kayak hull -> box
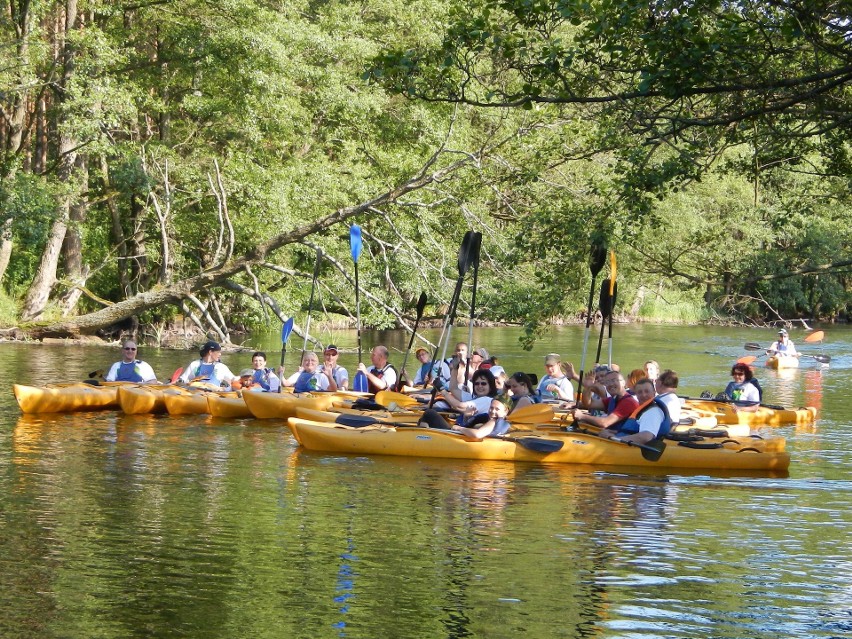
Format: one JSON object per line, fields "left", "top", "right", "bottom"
{"left": 207, "top": 394, "right": 252, "bottom": 418}
{"left": 287, "top": 418, "right": 790, "bottom": 472}
{"left": 118, "top": 385, "right": 168, "bottom": 414}
{"left": 683, "top": 400, "right": 816, "bottom": 426}
{"left": 14, "top": 383, "right": 120, "bottom": 414}
{"left": 766, "top": 355, "right": 799, "bottom": 369}
{"left": 243, "top": 391, "right": 338, "bottom": 419}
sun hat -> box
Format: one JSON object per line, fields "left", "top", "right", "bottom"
{"left": 544, "top": 353, "right": 561, "bottom": 364}
{"left": 489, "top": 365, "right": 506, "bottom": 377}
{"left": 473, "top": 347, "right": 490, "bottom": 360}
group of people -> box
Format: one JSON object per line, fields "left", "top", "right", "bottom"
{"left": 106, "top": 328, "right": 785, "bottom": 444}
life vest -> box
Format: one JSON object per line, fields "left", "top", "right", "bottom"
{"left": 616, "top": 397, "right": 672, "bottom": 439}
{"left": 604, "top": 394, "right": 636, "bottom": 429}
{"left": 196, "top": 362, "right": 220, "bottom": 387}
{"left": 116, "top": 361, "right": 144, "bottom": 383}
{"left": 252, "top": 368, "right": 273, "bottom": 391}
{"left": 368, "top": 364, "right": 397, "bottom": 394}
{"left": 294, "top": 371, "right": 320, "bottom": 393}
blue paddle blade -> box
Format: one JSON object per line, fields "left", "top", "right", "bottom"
{"left": 281, "top": 317, "right": 295, "bottom": 343}
{"left": 353, "top": 370, "right": 369, "bottom": 392}
{"left": 350, "top": 225, "right": 362, "bottom": 263}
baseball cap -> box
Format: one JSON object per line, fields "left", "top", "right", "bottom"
{"left": 778, "top": 329, "right": 788, "bottom": 336}
{"left": 489, "top": 365, "right": 506, "bottom": 377}
{"left": 473, "top": 347, "right": 490, "bottom": 360}
{"left": 201, "top": 340, "right": 221, "bottom": 354}
{"left": 324, "top": 344, "right": 339, "bottom": 354}
{"left": 594, "top": 364, "right": 612, "bottom": 374}
{"left": 239, "top": 368, "right": 254, "bottom": 377}
{"left": 415, "top": 347, "right": 428, "bottom": 357}
{"left": 544, "top": 353, "right": 561, "bottom": 364}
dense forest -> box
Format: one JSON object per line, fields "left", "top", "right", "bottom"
{"left": 1, "top": 0, "right": 849, "bottom": 348}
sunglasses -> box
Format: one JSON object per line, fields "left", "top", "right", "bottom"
{"left": 124, "top": 347, "right": 137, "bottom": 351}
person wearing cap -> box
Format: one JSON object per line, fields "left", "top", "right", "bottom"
{"left": 282, "top": 351, "right": 330, "bottom": 392}
{"left": 470, "top": 347, "right": 492, "bottom": 370}
{"left": 318, "top": 345, "right": 348, "bottom": 391}
{"left": 412, "top": 347, "right": 434, "bottom": 387}
{"left": 768, "top": 329, "right": 799, "bottom": 360}
{"left": 537, "top": 353, "right": 574, "bottom": 401}
{"left": 105, "top": 340, "right": 158, "bottom": 383}
{"left": 179, "top": 340, "right": 236, "bottom": 389}
{"left": 235, "top": 351, "right": 280, "bottom": 392}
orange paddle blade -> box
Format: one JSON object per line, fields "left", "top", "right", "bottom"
{"left": 609, "top": 250, "right": 617, "bottom": 295}
{"left": 737, "top": 356, "right": 757, "bottom": 365}
{"left": 804, "top": 330, "right": 824, "bottom": 343}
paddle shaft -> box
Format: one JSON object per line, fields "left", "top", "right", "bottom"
{"left": 396, "top": 293, "right": 428, "bottom": 391}
{"left": 302, "top": 249, "right": 322, "bottom": 359}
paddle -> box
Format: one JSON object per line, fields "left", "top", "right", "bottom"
{"left": 463, "top": 232, "right": 483, "bottom": 387}
{"left": 350, "top": 225, "right": 368, "bottom": 392}
{"left": 88, "top": 369, "right": 104, "bottom": 379}
{"left": 804, "top": 330, "right": 825, "bottom": 343}
{"left": 744, "top": 342, "right": 830, "bottom": 363}
{"left": 170, "top": 367, "right": 184, "bottom": 384}
{"left": 577, "top": 237, "right": 608, "bottom": 403}
{"left": 736, "top": 355, "right": 758, "bottom": 365}
{"left": 329, "top": 413, "right": 563, "bottom": 452}
{"left": 302, "top": 248, "right": 323, "bottom": 360}
{"left": 679, "top": 394, "right": 786, "bottom": 411}
{"left": 395, "top": 292, "right": 428, "bottom": 392}
{"left": 279, "top": 317, "right": 295, "bottom": 370}
{"left": 428, "top": 231, "right": 476, "bottom": 408}
{"left": 595, "top": 278, "right": 611, "bottom": 365}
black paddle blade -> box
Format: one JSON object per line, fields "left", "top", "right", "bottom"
{"left": 811, "top": 354, "right": 831, "bottom": 363}
{"left": 632, "top": 439, "right": 666, "bottom": 462}
{"left": 589, "top": 234, "right": 608, "bottom": 276}
{"left": 458, "top": 231, "right": 475, "bottom": 276}
{"left": 599, "top": 279, "right": 613, "bottom": 318}
{"left": 335, "top": 414, "right": 380, "bottom": 428}
{"left": 510, "top": 436, "right": 564, "bottom": 453}
{"left": 744, "top": 342, "right": 763, "bottom": 351}
{"left": 416, "top": 292, "right": 427, "bottom": 318}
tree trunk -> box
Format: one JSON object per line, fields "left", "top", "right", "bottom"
{"left": 59, "top": 154, "right": 89, "bottom": 315}
{"left": 21, "top": 0, "right": 81, "bottom": 321}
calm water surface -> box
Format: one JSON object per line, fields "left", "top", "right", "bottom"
{"left": 1, "top": 324, "right": 851, "bottom": 638}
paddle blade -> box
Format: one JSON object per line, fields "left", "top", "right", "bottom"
{"left": 508, "top": 403, "right": 555, "bottom": 424}
{"left": 804, "top": 330, "right": 825, "bottom": 343}
{"left": 281, "top": 317, "right": 295, "bottom": 343}
{"left": 744, "top": 342, "right": 763, "bottom": 351}
{"left": 599, "top": 279, "right": 613, "bottom": 319}
{"left": 510, "top": 436, "right": 564, "bottom": 453}
{"left": 335, "top": 414, "right": 379, "bottom": 428}
{"left": 457, "top": 231, "right": 475, "bottom": 276}
{"left": 736, "top": 356, "right": 758, "bottom": 365}
{"left": 634, "top": 439, "right": 666, "bottom": 462}
{"left": 811, "top": 354, "right": 831, "bottom": 363}
{"left": 609, "top": 250, "right": 617, "bottom": 295}
{"left": 353, "top": 370, "right": 369, "bottom": 392}
{"left": 375, "top": 390, "right": 423, "bottom": 408}
{"left": 350, "top": 225, "right": 363, "bottom": 263}
{"left": 589, "top": 234, "right": 608, "bottom": 277}
{"left": 170, "top": 367, "right": 184, "bottom": 384}
{"left": 415, "top": 291, "right": 427, "bottom": 318}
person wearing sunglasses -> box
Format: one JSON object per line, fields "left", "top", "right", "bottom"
{"left": 418, "top": 369, "right": 497, "bottom": 430}
{"left": 105, "top": 340, "right": 158, "bottom": 383}
{"left": 721, "top": 363, "right": 761, "bottom": 412}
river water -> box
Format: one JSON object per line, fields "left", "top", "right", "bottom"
{"left": 1, "top": 324, "right": 850, "bottom": 638}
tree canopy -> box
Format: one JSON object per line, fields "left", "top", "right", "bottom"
{"left": 0, "top": 0, "right": 848, "bottom": 346}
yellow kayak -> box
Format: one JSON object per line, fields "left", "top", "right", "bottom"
{"left": 242, "top": 391, "right": 339, "bottom": 419}
{"left": 286, "top": 418, "right": 790, "bottom": 472}
{"left": 118, "top": 385, "right": 168, "bottom": 414}
{"left": 766, "top": 355, "right": 800, "bottom": 369}
{"left": 14, "top": 382, "right": 121, "bottom": 414}
{"left": 207, "top": 394, "right": 252, "bottom": 418}
{"left": 683, "top": 399, "right": 816, "bottom": 426}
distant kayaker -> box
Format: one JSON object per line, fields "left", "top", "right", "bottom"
{"left": 537, "top": 353, "right": 574, "bottom": 401}
{"left": 723, "top": 363, "right": 761, "bottom": 412}
{"left": 598, "top": 378, "right": 671, "bottom": 445}
{"left": 179, "top": 340, "right": 236, "bottom": 389}
{"left": 357, "top": 345, "right": 397, "bottom": 393}
{"left": 411, "top": 347, "right": 434, "bottom": 386}
{"left": 105, "top": 340, "right": 158, "bottom": 383}
{"left": 317, "top": 345, "right": 348, "bottom": 391}
{"left": 768, "top": 329, "right": 799, "bottom": 359}
{"left": 571, "top": 370, "right": 640, "bottom": 429}
{"left": 283, "top": 351, "right": 329, "bottom": 392}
